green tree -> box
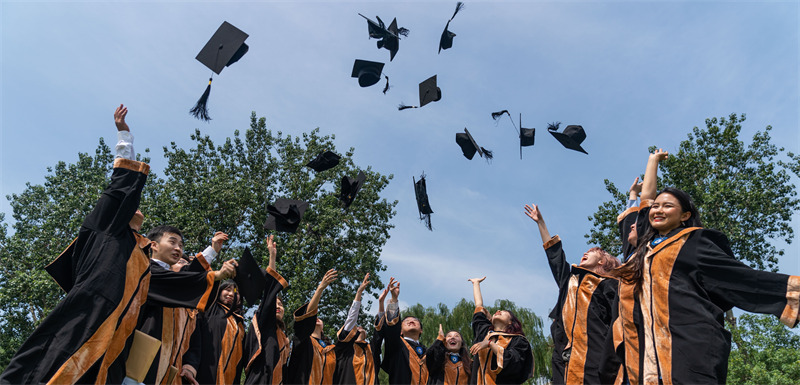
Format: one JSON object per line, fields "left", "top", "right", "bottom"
{"left": 586, "top": 113, "right": 800, "bottom": 270}
{"left": 726, "top": 313, "right": 800, "bottom": 384}
{"left": 403, "top": 298, "right": 552, "bottom": 384}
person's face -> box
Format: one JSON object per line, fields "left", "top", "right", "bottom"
{"left": 219, "top": 287, "right": 235, "bottom": 307}
{"left": 129, "top": 210, "right": 144, "bottom": 232}
{"left": 627, "top": 223, "right": 638, "bottom": 247}
{"left": 315, "top": 318, "right": 325, "bottom": 334}
{"left": 151, "top": 232, "right": 184, "bottom": 266}
{"left": 491, "top": 310, "right": 511, "bottom": 326}
{"left": 401, "top": 317, "right": 421, "bottom": 335}
{"left": 276, "top": 298, "right": 285, "bottom": 321}
{"left": 356, "top": 327, "right": 367, "bottom": 342}
{"left": 650, "top": 193, "right": 691, "bottom": 235}
{"left": 579, "top": 250, "right": 604, "bottom": 271}
{"left": 444, "top": 331, "right": 462, "bottom": 353}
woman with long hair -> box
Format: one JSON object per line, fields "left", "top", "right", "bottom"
{"left": 606, "top": 151, "right": 800, "bottom": 384}
{"left": 467, "top": 277, "right": 534, "bottom": 385}
{"left": 524, "top": 203, "right": 619, "bottom": 384}
{"left": 425, "top": 324, "right": 472, "bottom": 385}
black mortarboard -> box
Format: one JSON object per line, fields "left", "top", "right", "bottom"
{"left": 358, "top": 14, "right": 408, "bottom": 61}
{"left": 190, "top": 21, "right": 250, "bottom": 121}
{"left": 306, "top": 150, "right": 341, "bottom": 172}
{"left": 413, "top": 173, "right": 433, "bottom": 231}
{"left": 351, "top": 60, "right": 385, "bottom": 88}
{"left": 548, "top": 123, "right": 588, "bottom": 154}
{"left": 340, "top": 171, "right": 366, "bottom": 208}
{"left": 455, "top": 128, "right": 492, "bottom": 161}
{"left": 235, "top": 246, "right": 267, "bottom": 306}
{"left": 419, "top": 75, "right": 442, "bottom": 107}
{"left": 264, "top": 198, "right": 309, "bottom": 233}
{"left": 519, "top": 114, "right": 535, "bottom": 159}
{"left": 439, "top": 2, "right": 465, "bottom": 54}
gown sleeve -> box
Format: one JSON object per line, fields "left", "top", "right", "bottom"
{"left": 544, "top": 236, "right": 571, "bottom": 291}
{"left": 425, "top": 337, "right": 446, "bottom": 377}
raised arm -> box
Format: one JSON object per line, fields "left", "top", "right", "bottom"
{"left": 266, "top": 235, "right": 277, "bottom": 272}
{"left": 524, "top": 204, "right": 551, "bottom": 244}
{"left": 642, "top": 149, "right": 668, "bottom": 201}
{"left": 628, "top": 177, "right": 642, "bottom": 206}
{"left": 308, "top": 269, "right": 338, "bottom": 314}
{"left": 343, "top": 273, "right": 370, "bottom": 332}
{"left": 114, "top": 104, "right": 136, "bottom": 161}
{"left": 468, "top": 276, "right": 486, "bottom": 309}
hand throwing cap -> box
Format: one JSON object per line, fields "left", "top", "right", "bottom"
{"left": 340, "top": 171, "right": 366, "bottom": 208}
{"left": 351, "top": 60, "right": 385, "bottom": 88}
{"left": 548, "top": 123, "right": 588, "bottom": 154}
{"left": 264, "top": 198, "right": 309, "bottom": 233}
{"left": 234, "top": 246, "right": 267, "bottom": 306}
{"left": 306, "top": 150, "right": 341, "bottom": 172}
{"left": 419, "top": 75, "right": 442, "bottom": 107}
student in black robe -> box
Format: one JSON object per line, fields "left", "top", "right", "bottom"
{"left": 243, "top": 235, "right": 290, "bottom": 385}
{"left": 180, "top": 279, "right": 246, "bottom": 384}
{"left": 286, "top": 269, "right": 339, "bottom": 385}
{"left": 605, "top": 150, "right": 800, "bottom": 385}
{"left": 0, "top": 105, "right": 151, "bottom": 384}
{"left": 524, "top": 203, "right": 619, "bottom": 384}
{"left": 333, "top": 280, "right": 385, "bottom": 385}
{"left": 382, "top": 277, "right": 429, "bottom": 384}
{"left": 467, "top": 277, "right": 534, "bottom": 385}
{"left": 136, "top": 225, "right": 238, "bottom": 384}
{"left": 425, "top": 324, "right": 472, "bottom": 385}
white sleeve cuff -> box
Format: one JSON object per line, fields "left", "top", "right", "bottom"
{"left": 115, "top": 130, "right": 135, "bottom": 160}
{"left": 343, "top": 300, "right": 361, "bottom": 331}
{"left": 201, "top": 246, "right": 217, "bottom": 264}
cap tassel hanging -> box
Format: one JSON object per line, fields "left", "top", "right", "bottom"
{"left": 190, "top": 77, "right": 213, "bottom": 121}
{"left": 481, "top": 147, "right": 494, "bottom": 162}
{"left": 383, "top": 76, "right": 390, "bottom": 94}
{"left": 398, "top": 103, "right": 418, "bottom": 110}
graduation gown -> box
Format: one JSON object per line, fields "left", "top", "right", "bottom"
{"left": 544, "top": 236, "right": 618, "bottom": 384}
{"left": 470, "top": 308, "right": 534, "bottom": 385}
{"left": 332, "top": 324, "right": 381, "bottom": 385}
{"left": 243, "top": 267, "right": 289, "bottom": 385}
{"left": 425, "top": 337, "right": 470, "bottom": 385}
{"left": 0, "top": 158, "right": 150, "bottom": 385}
{"left": 287, "top": 303, "right": 337, "bottom": 385}
{"left": 182, "top": 301, "right": 245, "bottom": 384}
{"left": 611, "top": 225, "right": 800, "bottom": 384}
{"left": 382, "top": 311, "right": 429, "bottom": 385}
{"left": 137, "top": 260, "right": 218, "bottom": 384}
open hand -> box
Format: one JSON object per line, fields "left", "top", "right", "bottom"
{"left": 114, "top": 104, "right": 129, "bottom": 132}
{"left": 524, "top": 204, "right": 541, "bottom": 223}
{"left": 468, "top": 276, "right": 486, "bottom": 285}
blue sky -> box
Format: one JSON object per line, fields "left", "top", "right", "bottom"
{"left": 2, "top": 1, "right": 798, "bottom": 320}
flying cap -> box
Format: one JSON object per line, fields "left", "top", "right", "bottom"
{"left": 439, "top": 2, "right": 465, "bottom": 53}
{"left": 419, "top": 75, "right": 442, "bottom": 107}
{"left": 340, "top": 171, "right": 366, "bottom": 208}
{"left": 351, "top": 60, "right": 385, "bottom": 87}
{"left": 306, "top": 150, "right": 341, "bottom": 172}
{"left": 264, "top": 198, "right": 309, "bottom": 233}
{"left": 519, "top": 114, "right": 535, "bottom": 159}
{"left": 548, "top": 122, "right": 588, "bottom": 154}
{"left": 358, "top": 14, "right": 408, "bottom": 61}
{"left": 190, "top": 21, "right": 250, "bottom": 121}
{"left": 235, "top": 246, "right": 267, "bottom": 305}
{"left": 413, "top": 173, "right": 433, "bottom": 231}
{"left": 455, "top": 128, "right": 493, "bottom": 161}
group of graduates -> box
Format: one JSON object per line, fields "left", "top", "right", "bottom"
{"left": 0, "top": 105, "right": 798, "bottom": 385}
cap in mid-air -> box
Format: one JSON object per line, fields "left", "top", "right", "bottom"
{"left": 548, "top": 122, "right": 588, "bottom": 154}
{"left": 439, "top": 2, "right": 465, "bottom": 53}
{"left": 264, "top": 198, "right": 309, "bottom": 233}
{"left": 413, "top": 173, "right": 433, "bottom": 231}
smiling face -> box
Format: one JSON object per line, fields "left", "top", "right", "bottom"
{"left": 151, "top": 232, "right": 184, "bottom": 266}
{"left": 219, "top": 287, "right": 235, "bottom": 307}
{"left": 579, "top": 250, "right": 604, "bottom": 271}
{"left": 650, "top": 193, "right": 691, "bottom": 235}
{"left": 276, "top": 297, "right": 285, "bottom": 321}
{"left": 492, "top": 310, "right": 511, "bottom": 328}
{"left": 444, "top": 331, "right": 463, "bottom": 353}
{"left": 628, "top": 222, "right": 638, "bottom": 247}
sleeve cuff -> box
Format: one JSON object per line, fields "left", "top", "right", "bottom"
{"left": 780, "top": 275, "right": 800, "bottom": 327}
{"left": 113, "top": 158, "right": 150, "bottom": 175}
{"left": 543, "top": 235, "right": 561, "bottom": 250}
{"left": 266, "top": 266, "right": 289, "bottom": 288}
{"left": 201, "top": 246, "right": 217, "bottom": 263}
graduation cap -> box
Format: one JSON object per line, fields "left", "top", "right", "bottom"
{"left": 340, "top": 171, "right": 366, "bottom": 208}
{"left": 190, "top": 21, "right": 250, "bottom": 121}
{"left": 548, "top": 122, "right": 588, "bottom": 154}
{"left": 358, "top": 14, "right": 409, "bottom": 61}
{"left": 519, "top": 114, "right": 535, "bottom": 159}
{"left": 398, "top": 75, "right": 442, "bottom": 110}
{"left": 413, "top": 173, "right": 433, "bottom": 231}
{"left": 351, "top": 60, "right": 385, "bottom": 88}
{"left": 234, "top": 246, "right": 267, "bottom": 306}
{"left": 455, "top": 128, "right": 493, "bottom": 161}
{"left": 264, "top": 198, "right": 309, "bottom": 233}
{"left": 306, "top": 150, "right": 341, "bottom": 172}
{"left": 439, "top": 2, "right": 465, "bottom": 53}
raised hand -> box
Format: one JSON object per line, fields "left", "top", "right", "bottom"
{"left": 211, "top": 231, "right": 229, "bottom": 253}
{"left": 319, "top": 269, "right": 338, "bottom": 289}
{"left": 467, "top": 276, "right": 486, "bottom": 285}
{"left": 388, "top": 277, "right": 400, "bottom": 300}
{"left": 650, "top": 148, "right": 669, "bottom": 162}
{"left": 524, "top": 204, "right": 541, "bottom": 223}
{"left": 114, "top": 104, "right": 129, "bottom": 132}
{"left": 266, "top": 235, "right": 277, "bottom": 270}
{"left": 216, "top": 259, "right": 238, "bottom": 281}
{"left": 438, "top": 323, "right": 444, "bottom": 338}
{"left": 629, "top": 177, "right": 643, "bottom": 196}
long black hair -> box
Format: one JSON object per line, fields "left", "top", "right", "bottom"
{"left": 218, "top": 280, "right": 243, "bottom": 317}
{"left": 613, "top": 187, "right": 702, "bottom": 291}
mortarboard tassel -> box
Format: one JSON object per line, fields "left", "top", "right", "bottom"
{"left": 190, "top": 78, "right": 213, "bottom": 121}
{"left": 451, "top": 2, "right": 465, "bottom": 20}
{"left": 383, "top": 76, "right": 390, "bottom": 94}
{"left": 491, "top": 110, "right": 509, "bottom": 120}
{"left": 397, "top": 27, "right": 410, "bottom": 37}
{"left": 422, "top": 212, "right": 432, "bottom": 231}
{"left": 398, "top": 103, "right": 418, "bottom": 111}
{"left": 547, "top": 121, "right": 561, "bottom": 131}
{"left": 481, "top": 147, "right": 494, "bottom": 162}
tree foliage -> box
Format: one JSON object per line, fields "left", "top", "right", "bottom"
{"left": 0, "top": 113, "right": 397, "bottom": 370}
{"left": 726, "top": 314, "right": 800, "bottom": 384}
{"left": 586, "top": 113, "right": 800, "bottom": 271}
{"left": 403, "top": 298, "right": 552, "bottom": 384}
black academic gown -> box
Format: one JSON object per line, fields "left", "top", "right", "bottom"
{"left": 382, "top": 311, "right": 429, "bottom": 385}
{"left": 286, "top": 303, "right": 337, "bottom": 385}
{"left": 332, "top": 322, "right": 381, "bottom": 385}
{"left": 0, "top": 158, "right": 150, "bottom": 385}
{"left": 243, "top": 267, "right": 289, "bottom": 385}
{"left": 610, "top": 223, "right": 800, "bottom": 385}
{"left": 183, "top": 301, "right": 245, "bottom": 384}
{"left": 425, "top": 337, "right": 470, "bottom": 385}
{"left": 470, "top": 308, "right": 534, "bottom": 385}
{"left": 137, "top": 260, "right": 218, "bottom": 384}
{"left": 544, "top": 236, "right": 618, "bottom": 385}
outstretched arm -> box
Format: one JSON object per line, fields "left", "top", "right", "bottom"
{"left": 628, "top": 177, "right": 642, "bottom": 207}
{"left": 308, "top": 269, "right": 338, "bottom": 314}
{"left": 524, "top": 204, "right": 551, "bottom": 244}
{"left": 642, "top": 149, "right": 668, "bottom": 201}
{"left": 343, "top": 273, "right": 370, "bottom": 332}
{"left": 468, "top": 277, "right": 486, "bottom": 309}
{"left": 266, "top": 235, "right": 277, "bottom": 271}
{"left": 114, "top": 104, "right": 136, "bottom": 160}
